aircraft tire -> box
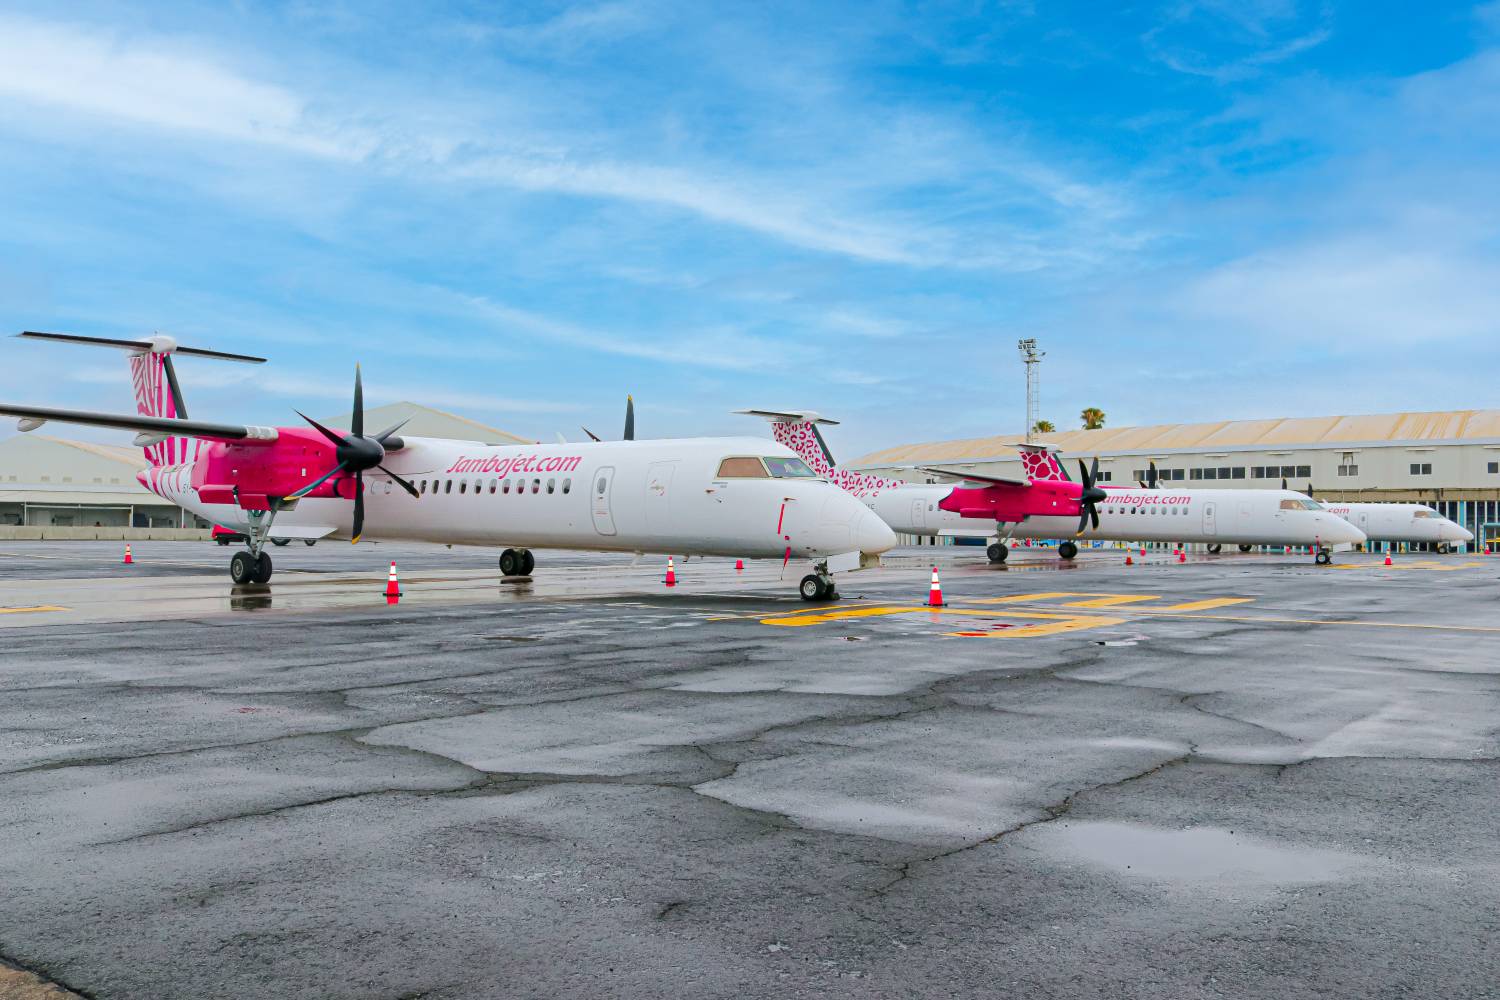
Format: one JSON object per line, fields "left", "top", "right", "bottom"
{"left": 799, "top": 574, "right": 829, "bottom": 601}
{"left": 1058, "top": 541, "right": 1078, "bottom": 560}
{"left": 253, "top": 552, "right": 273, "bottom": 583}
{"left": 1315, "top": 550, "right": 1331, "bottom": 566}
{"left": 1207, "top": 543, "right": 1222, "bottom": 555}
{"left": 498, "top": 548, "right": 521, "bottom": 576}
{"left": 987, "top": 543, "right": 1008, "bottom": 564}
{"left": 520, "top": 549, "right": 536, "bottom": 576}
{"left": 1239, "top": 544, "right": 1252, "bottom": 553}
{"left": 230, "top": 551, "right": 256, "bottom": 585}
{"left": 271, "top": 538, "right": 290, "bottom": 547}
{"left": 304, "top": 539, "right": 317, "bottom": 547}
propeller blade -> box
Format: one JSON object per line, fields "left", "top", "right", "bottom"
{"left": 1306, "top": 481, "right": 1315, "bottom": 498}
{"left": 296, "top": 410, "right": 350, "bottom": 449}
{"left": 1090, "top": 505, "right": 1100, "bottom": 530}
{"left": 1090, "top": 455, "right": 1099, "bottom": 486}
{"left": 1076, "top": 511, "right": 1090, "bottom": 536}
{"left": 581, "top": 426, "right": 601, "bottom": 442}
{"left": 1148, "top": 461, "right": 1159, "bottom": 489}
{"left": 352, "top": 364, "right": 364, "bottom": 439}
{"left": 1077, "top": 458, "right": 1090, "bottom": 487}
{"left": 1282, "top": 477, "right": 1288, "bottom": 491}
{"left": 287, "top": 461, "right": 349, "bottom": 501}
{"left": 380, "top": 465, "right": 420, "bottom": 498}
{"left": 373, "top": 418, "right": 409, "bottom": 443}
{"left": 624, "top": 395, "right": 635, "bottom": 441}
{"left": 351, "top": 472, "right": 365, "bottom": 543}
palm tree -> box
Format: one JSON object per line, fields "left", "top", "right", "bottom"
{"left": 1081, "top": 407, "right": 1106, "bottom": 430}
{"left": 1032, "top": 419, "right": 1056, "bottom": 434}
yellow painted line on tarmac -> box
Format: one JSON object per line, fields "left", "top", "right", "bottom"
{"left": 1155, "top": 597, "right": 1256, "bottom": 612}
{"left": 1061, "top": 594, "right": 1163, "bottom": 608}
{"left": 1331, "top": 560, "right": 1487, "bottom": 572}
{"left": 0, "top": 605, "right": 69, "bottom": 615}
{"left": 1125, "top": 611, "right": 1500, "bottom": 633}
{"left": 969, "top": 591, "right": 1092, "bottom": 605}
{"left": 946, "top": 612, "right": 1129, "bottom": 638}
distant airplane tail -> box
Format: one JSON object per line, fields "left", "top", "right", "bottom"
{"left": 1015, "top": 442, "right": 1070, "bottom": 483}
{"left": 734, "top": 409, "right": 901, "bottom": 497}
{"left": 17, "top": 331, "right": 264, "bottom": 467}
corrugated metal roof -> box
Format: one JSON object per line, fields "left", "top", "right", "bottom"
{"left": 851, "top": 409, "right": 1500, "bottom": 466}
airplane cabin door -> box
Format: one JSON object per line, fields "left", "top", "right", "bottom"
{"left": 910, "top": 498, "right": 927, "bottom": 532}
{"left": 645, "top": 461, "right": 676, "bottom": 535}
{"left": 1202, "top": 501, "right": 1217, "bottom": 536}
{"left": 591, "top": 466, "right": 617, "bottom": 536}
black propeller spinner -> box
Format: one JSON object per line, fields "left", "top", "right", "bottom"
{"left": 289, "top": 365, "right": 419, "bottom": 543}
{"left": 1076, "top": 457, "right": 1107, "bottom": 536}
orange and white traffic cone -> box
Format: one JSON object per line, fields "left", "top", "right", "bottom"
{"left": 383, "top": 561, "right": 402, "bottom": 599}
{"left": 1125, "top": 554, "right": 1133, "bottom": 566}
{"left": 123, "top": 544, "right": 133, "bottom": 565}
{"left": 735, "top": 559, "right": 744, "bottom": 572}
{"left": 927, "top": 566, "right": 945, "bottom": 607}
{"left": 665, "top": 556, "right": 677, "bottom": 587}
{"left": 1178, "top": 550, "right": 1186, "bottom": 563}
{"left": 1384, "top": 553, "right": 1393, "bottom": 566}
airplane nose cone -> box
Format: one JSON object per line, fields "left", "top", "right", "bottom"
{"left": 1447, "top": 523, "right": 1474, "bottom": 542}
{"left": 1319, "top": 515, "right": 1365, "bottom": 545}
{"left": 855, "top": 507, "right": 897, "bottom": 554}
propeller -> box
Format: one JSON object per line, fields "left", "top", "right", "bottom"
{"left": 582, "top": 395, "right": 635, "bottom": 443}
{"left": 1139, "top": 460, "right": 1160, "bottom": 490}
{"left": 1305, "top": 481, "right": 1315, "bottom": 498}
{"left": 1076, "top": 457, "right": 1107, "bottom": 536}
{"left": 288, "top": 365, "right": 418, "bottom": 543}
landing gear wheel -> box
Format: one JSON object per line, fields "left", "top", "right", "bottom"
{"left": 799, "top": 574, "right": 833, "bottom": 602}
{"left": 217, "top": 537, "right": 231, "bottom": 547}
{"left": 1315, "top": 549, "right": 1331, "bottom": 566}
{"left": 304, "top": 539, "right": 317, "bottom": 547}
{"left": 252, "top": 552, "right": 273, "bottom": 583}
{"left": 498, "top": 548, "right": 521, "bottom": 576}
{"left": 987, "top": 543, "right": 1008, "bottom": 564}
{"left": 1239, "top": 544, "right": 1253, "bottom": 553}
{"left": 271, "top": 538, "right": 290, "bottom": 547}
{"left": 1207, "top": 543, "right": 1222, "bottom": 555}
{"left": 230, "top": 551, "right": 256, "bottom": 584}
{"left": 1058, "top": 541, "right": 1078, "bottom": 560}
{"left": 519, "top": 549, "right": 535, "bottom": 576}
{"left": 1436, "top": 542, "right": 1450, "bottom": 555}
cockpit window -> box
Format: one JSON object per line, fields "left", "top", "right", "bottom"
{"left": 763, "top": 456, "right": 818, "bottom": 478}
{"left": 716, "top": 457, "right": 770, "bottom": 479}
{"left": 1412, "top": 510, "right": 1434, "bottom": 519}
{"left": 1279, "top": 498, "right": 1322, "bottom": 511}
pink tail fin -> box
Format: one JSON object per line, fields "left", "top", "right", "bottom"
{"left": 128, "top": 352, "right": 195, "bottom": 468}
{"left": 1017, "top": 443, "right": 1069, "bottom": 483}
{"left": 739, "top": 409, "right": 902, "bottom": 498}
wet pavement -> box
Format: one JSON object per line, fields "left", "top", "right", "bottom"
{"left": 1, "top": 541, "right": 1498, "bottom": 998}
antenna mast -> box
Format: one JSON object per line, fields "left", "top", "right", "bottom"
{"left": 1018, "top": 338, "right": 1044, "bottom": 443}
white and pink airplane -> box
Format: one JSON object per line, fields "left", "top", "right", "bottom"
{"left": 1, "top": 333, "right": 895, "bottom": 600}
{"left": 739, "top": 410, "right": 1365, "bottom": 564}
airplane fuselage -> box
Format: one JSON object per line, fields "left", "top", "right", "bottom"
{"left": 1320, "top": 502, "right": 1471, "bottom": 546}
{"left": 863, "top": 483, "right": 1364, "bottom": 547}
{"left": 142, "top": 435, "right": 897, "bottom": 561}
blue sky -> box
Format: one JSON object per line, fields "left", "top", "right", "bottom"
{"left": 1, "top": 0, "right": 1498, "bottom": 458}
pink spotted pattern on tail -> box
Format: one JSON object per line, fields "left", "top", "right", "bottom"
{"left": 129, "top": 352, "right": 200, "bottom": 470}
{"left": 771, "top": 421, "right": 904, "bottom": 498}
{"left": 1019, "top": 447, "right": 1067, "bottom": 482}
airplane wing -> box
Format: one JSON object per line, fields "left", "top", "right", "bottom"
{"left": 915, "top": 465, "right": 1029, "bottom": 487}
{"left": 0, "top": 402, "right": 278, "bottom": 443}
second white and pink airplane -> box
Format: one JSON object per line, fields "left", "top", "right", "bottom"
{"left": 738, "top": 410, "right": 1366, "bottom": 564}
{"left": 2, "top": 334, "right": 895, "bottom": 600}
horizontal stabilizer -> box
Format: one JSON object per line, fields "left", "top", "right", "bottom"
{"left": 733, "top": 408, "right": 840, "bottom": 426}
{"left": 0, "top": 402, "right": 277, "bottom": 443}
{"left": 19, "top": 331, "right": 266, "bottom": 364}
{"left": 916, "top": 465, "right": 1028, "bottom": 487}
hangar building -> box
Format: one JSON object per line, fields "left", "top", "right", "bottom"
{"left": 851, "top": 409, "right": 1500, "bottom": 551}
{"left": 0, "top": 403, "right": 529, "bottom": 528}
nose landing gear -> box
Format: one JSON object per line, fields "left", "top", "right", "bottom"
{"left": 1314, "top": 546, "right": 1332, "bottom": 565}
{"left": 799, "top": 573, "right": 838, "bottom": 602}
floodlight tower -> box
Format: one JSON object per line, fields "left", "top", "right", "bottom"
{"left": 1018, "top": 338, "right": 1044, "bottom": 443}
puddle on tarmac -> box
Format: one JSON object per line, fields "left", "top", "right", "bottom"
{"left": 1039, "top": 821, "right": 1360, "bottom": 884}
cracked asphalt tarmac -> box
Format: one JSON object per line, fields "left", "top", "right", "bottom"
{"left": 1, "top": 541, "right": 1498, "bottom": 999}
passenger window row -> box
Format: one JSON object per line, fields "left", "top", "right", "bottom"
{"left": 415, "top": 477, "right": 573, "bottom": 496}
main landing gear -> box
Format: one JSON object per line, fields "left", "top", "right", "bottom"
{"left": 1239, "top": 544, "right": 1253, "bottom": 553}
{"left": 1058, "top": 541, "right": 1078, "bottom": 561}
{"left": 987, "top": 542, "right": 1008, "bottom": 564}
{"left": 1207, "top": 543, "right": 1222, "bottom": 555}
{"left": 228, "top": 505, "right": 278, "bottom": 585}
{"left": 499, "top": 548, "right": 535, "bottom": 577}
